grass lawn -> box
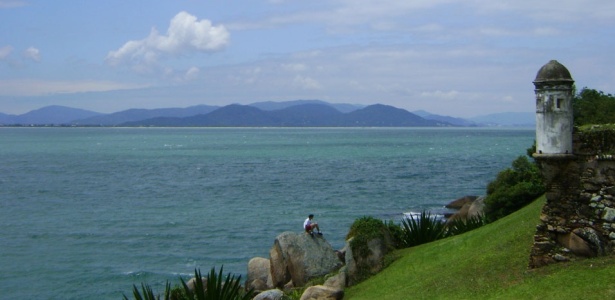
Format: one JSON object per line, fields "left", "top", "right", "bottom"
{"left": 344, "top": 196, "right": 615, "bottom": 299}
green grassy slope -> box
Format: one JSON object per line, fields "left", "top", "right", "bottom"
{"left": 345, "top": 196, "right": 615, "bottom": 299}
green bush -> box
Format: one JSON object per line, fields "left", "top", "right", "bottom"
{"left": 400, "top": 211, "right": 447, "bottom": 247}
{"left": 385, "top": 219, "right": 405, "bottom": 249}
{"left": 347, "top": 216, "right": 392, "bottom": 257}
{"left": 484, "top": 156, "right": 544, "bottom": 222}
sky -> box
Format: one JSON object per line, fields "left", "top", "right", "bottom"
{"left": 1, "top": 1, "right": 614, "bottom": 118}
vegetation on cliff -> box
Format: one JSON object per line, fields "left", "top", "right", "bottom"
{"left": 345, "top": 196, "right": 615, "bottom": 299}
{"left": 573, "top": 87, "right": 615, "bottom": 126}
{"left": 483, "top": 155, "right": 545, "bottom": 222}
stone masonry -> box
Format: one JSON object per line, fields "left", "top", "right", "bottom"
{"left": 530, "top": 128, "right": 615, "bottom": 268}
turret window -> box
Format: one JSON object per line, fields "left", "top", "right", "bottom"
{"left": 556, "top": 98, "right": 562, "bottom": 109}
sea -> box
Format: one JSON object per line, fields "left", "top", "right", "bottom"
{"left": 0, "top": 127, "right": 534, "bottom": 299}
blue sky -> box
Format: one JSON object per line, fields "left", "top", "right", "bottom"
{"left": 1, "top": 0, "right": 614, "bottom": 118}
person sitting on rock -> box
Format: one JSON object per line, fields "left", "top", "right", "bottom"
{"left": 304, "top": 214, "right": 322, "bottom": 236}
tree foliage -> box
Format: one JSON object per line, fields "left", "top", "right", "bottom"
{"left": 484, "top": 156, "right": 544, "bottom": 222}
{"left": 573, "top": 87, "right": 615, "bottom": 125}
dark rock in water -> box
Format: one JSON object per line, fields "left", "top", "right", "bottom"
{"left": 445, "top": 195, "right": 478, "bottom": 209}
{"left": 269, "top": 231, "right": 342, "bottom": 288}
{"left": 445, "top": 195, "right": 485, "bottom": 222}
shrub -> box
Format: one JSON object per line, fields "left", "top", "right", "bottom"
{"left": 484, "top": 156, "right": 544, "bottom": 222}
{"left": 385, "top": 219, "right": 405, "bottom": 249}
{"left": 346, "top": 216, "right": 392, "bottom": 257}
{"left": 445, "top": 215, "right": 486, "bottom": 236}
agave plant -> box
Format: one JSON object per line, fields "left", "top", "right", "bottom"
{"left": 180, "top": 267, "right": 253, "bottom": 300}
{"left": 124, "top": 266, "right": 253, "bottom": 300}
{"left": 400, "top": 211, "right": 447, "bottom": 247}
{"left": 123, "top": 282, "right": 171, "bottom": 300}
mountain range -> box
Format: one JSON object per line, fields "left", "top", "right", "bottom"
{"left": 0, "top": 100, "right": 535, "bottom": 127}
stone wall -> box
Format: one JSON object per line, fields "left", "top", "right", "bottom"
{"left": 529, "top": 127, "right": 615, "bottom": 268}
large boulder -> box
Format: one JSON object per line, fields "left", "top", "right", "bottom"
{"left": 467, "top": 196, "right": 485, "bottom": 218}
{"left": 253, "top": 288, "right": 285, "bottom": 300}
{"left": 345, "top": 236, "right": 390, "bottom": 286}
{"left": 246, "top": 257, "right": 273, "bottom": 292}
{"left": 269, "top": 232, "right": 343, "bottom": 288}
{"left": 447, "top": 195, "right": 485, "bottom": 221}
{"left": 323, "top": 267, "right": 347, "bottom": 290}
{"left": 445, "top": 195, "right": 478, "bottom": 209}
{"left": 299, "top": 285, "right": 344, "bottom": 300}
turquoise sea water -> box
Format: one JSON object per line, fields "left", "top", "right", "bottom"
{"left": 0, "top": 127, "right": 534, "bottom": 299}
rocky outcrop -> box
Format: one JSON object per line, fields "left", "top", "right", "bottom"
{"left": 345, "top": 235, "right": 393, "bottom": 286}
{"left": 445, "top": 195, "right": 478, "bottom": 210}
{"left": 253, "top": 288, "right": 285, "bottom": 300}
{"left": 446, "top": 195, "right": 485, "bottom": 221}
{"left": 323, "top": 267, "right": 347, "bottom": 290}
{"left": 269, "top": 232, "right": 343, "bottom": 288}
{"left": 246, "top": 257, "right": 273, "bottom": 292}
{"left": 299, "top": 285, "right": 344, "bottom": 300}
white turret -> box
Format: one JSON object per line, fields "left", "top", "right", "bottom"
{"left": 533, "top": 60, "right": 575, "bottom": 155}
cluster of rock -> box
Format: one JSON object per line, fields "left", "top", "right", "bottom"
{"left": 244, "top": 196, "right": 486, "bottom": 299}
{"left": 530, "top": 128, "right": 615, "bottom": 267}
{"left": 183, "top": 195, "right": 486, "bottom": 299}
{"left": 243, "top": 228, "right": 396, "bottom": 300}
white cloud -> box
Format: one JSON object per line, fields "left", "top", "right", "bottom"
{"left": 0, "top": 45, "right": 13, "bottom": 59}
{"left": 420, "top": 90, "right": 460, "bottom": 99}
{"left": 106, "top": 11, "right": 229, "bottom": 68}
{"left": 0, "top": 79, "right": 149, "bottom": 96}
{"left": 293, "top": 75, "right": 322, "bottom": 90}
{"left": 23, "top": 47, "right": 40, "bottom": 62}
{"left": 184, "top": 66, "right": 200, "bottom": 81}
{"left": 282, "top": 63, "right": 308, "bottom": 72}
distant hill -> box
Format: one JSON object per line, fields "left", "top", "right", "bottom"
{"left": 74, "top": 105, "right": 219, "bottom": 126}
{"left": 0, "top": 112, "right": 16, "bottom": 124}
{"left": 275, "top": 103, "right": 345, "bottom": 126}
{"left": 342, "top": 104, "right": 444, "bottom": 127}
{"left": 413, "top": 110, "right": 476, "bottom": 127}
{"left": 249, "top": 100, "right": 363, "bottom": 113}
{"left": 411, "top": 110, "right": 432, "bottom": 118}
{"left": 425, "top": 114, "right": 477, "bottom": 126}
{"left": 0, "top": 105, "right": 102, "bottom": 125}
{"left": 121, "top": 103, "right": 449, "bottom": 127}
{"left": 0, "top": 102, "right": 535, "bottom": 127}
{"left": 469, "top": 112, "right": 535, "bottom": 127}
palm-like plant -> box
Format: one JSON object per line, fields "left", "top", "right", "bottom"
{"left": 400, "top": 211, "right": 447, "bottom": 247}
{"left": 446, "top": 215, "right": 486, "bottom": 236}
{"left": 124, "top": 282, "right": 171, "bottom": 300}
{"left": 124, "top": 266, "right": 253, "bottom": 300}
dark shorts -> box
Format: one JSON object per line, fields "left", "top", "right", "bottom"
{"left": 305, "top": 225, "right": 312, "bottom": 231}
